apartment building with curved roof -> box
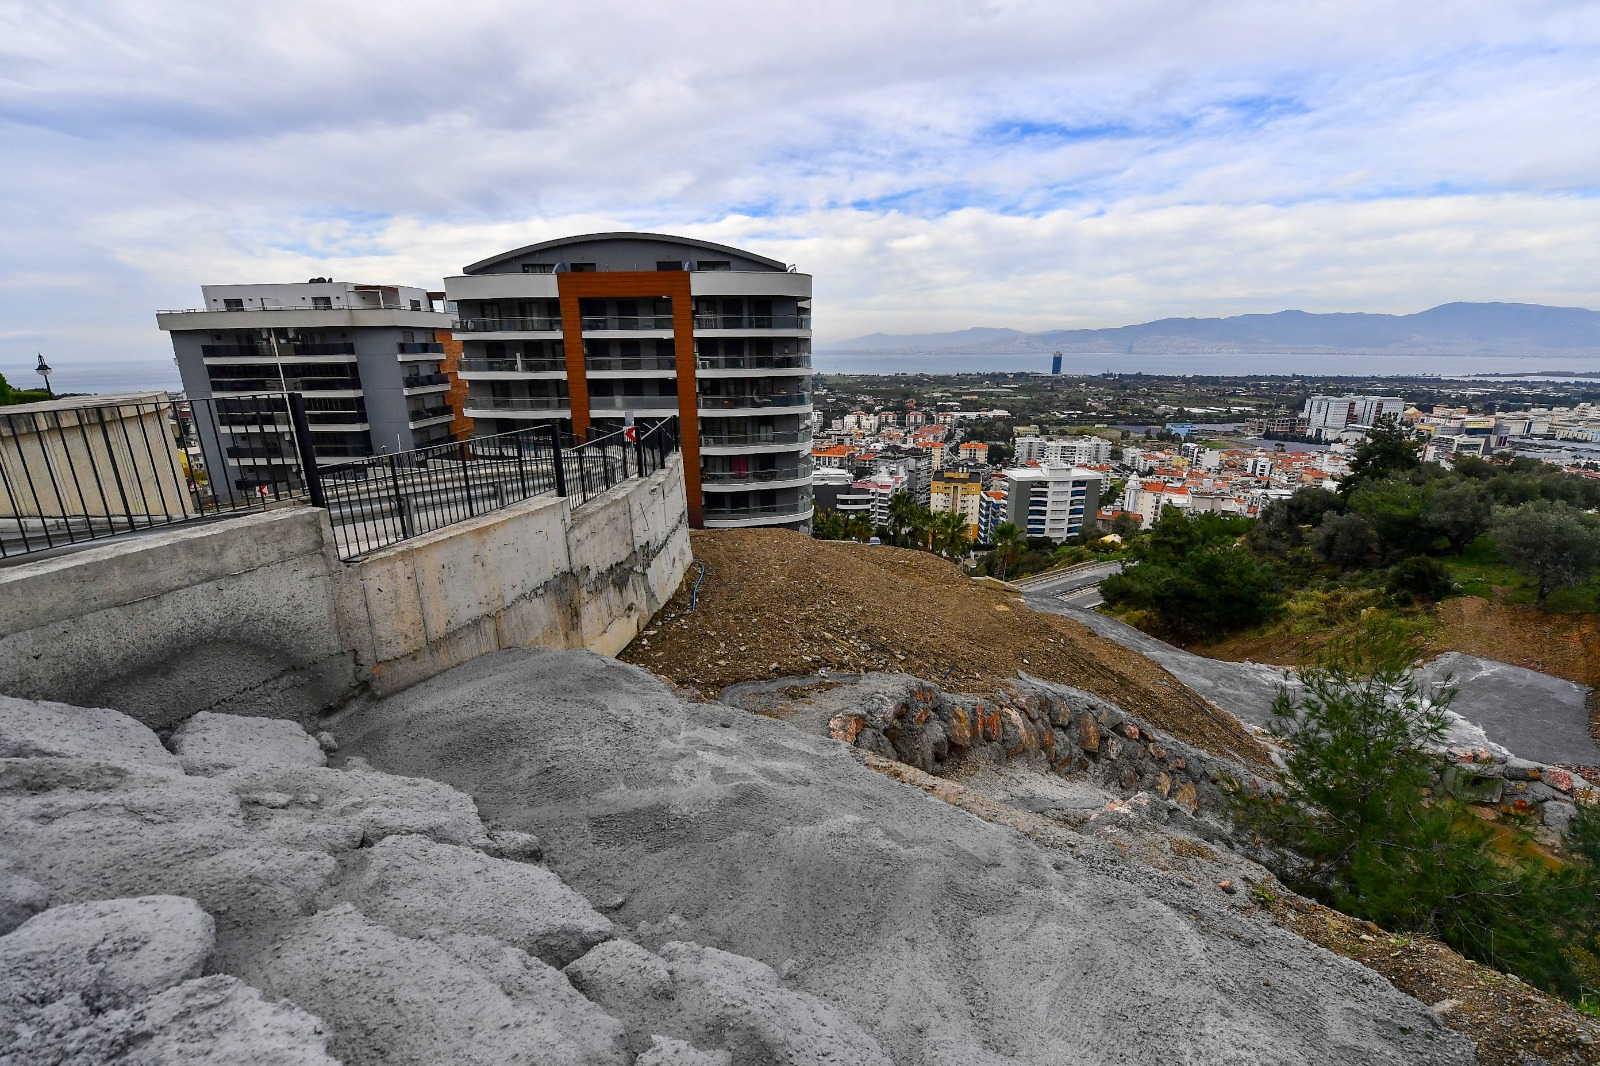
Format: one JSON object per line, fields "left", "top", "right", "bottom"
{"left": 445, "top": 232, "right": 813, "bottom": 530}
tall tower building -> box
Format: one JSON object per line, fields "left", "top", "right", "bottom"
{"left": 446, "top": 233, "right": 814, "bottom": 530}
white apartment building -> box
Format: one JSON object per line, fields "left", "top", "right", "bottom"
{"left": 1302, "top": 395, "right": 1407, "bottom": 442}
{"left": 996, "top": 463, "right": 1102, "bottom": 542}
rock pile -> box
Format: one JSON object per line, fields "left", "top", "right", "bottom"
{"left": 0, "top": 694, "right": 892, "bottom": 1064}
{"left": 809, "top": 673, "right": 1259, "bottom": 823}
{"left": 1438, "top": 747, "right": 1596, "bottom": 846}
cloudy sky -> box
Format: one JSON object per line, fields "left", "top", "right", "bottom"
{"left": 2, "top": 0, "right": 1598, "bottom": 383}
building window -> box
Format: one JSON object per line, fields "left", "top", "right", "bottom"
{"left": 656, "top": 261, "right": 685, "bottom": 271}
{"left": 568, "top": 263, "right": 596, "bottom": 273}
{"left": 696, "top": 260, "right": 732, "bottom": 271}
{"left": 409, "top": 300, "right": 422, "bottom": 311}
{"left": 521, "top": 263, "right": 555, "bottom": 274}
{"left": 223, "top": 299, "right": 244, "bottom": 311}
{"left": 311, "top": 296, "right": 332, "bottom": 310}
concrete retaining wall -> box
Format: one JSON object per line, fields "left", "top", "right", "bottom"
{"left": 0, "top": 455, "right": 691, "bottom": 728}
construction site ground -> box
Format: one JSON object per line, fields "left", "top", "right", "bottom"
{"left": 621, "top": 529, "right": 1269, "bottom": 769}
{"left": 620, "top": 529, "right": 1600, "bottom": 1066}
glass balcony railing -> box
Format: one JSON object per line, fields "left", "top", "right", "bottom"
{"left": 698, "top": 393, "right": 812, "bottom": 410}
{"left": 455, "top": 317, "right": 562, "bottom": 332}
{"left": 701, "top": 463, "right": 812, "bottom": 484}
{"left": 585, "top": 355, "right": 677, "bottom": 372}
{"left": 694, "top": 354, "right": 811, "bottom": 371}
{"left": 587, "top": 395, "right": 679, "bottom": 410}
{"left": 408, "top": 405, "right": 454, "bottom": 423}
{"left": 464, "top": 395, "right": 569, "bottom": 411}
{"left": 581, "top": 315, "right": 673, "bottom": 331}
{"left": 693, "top": 315, "right": 811, "bottom": 330}
{"left": 397, "top": 341, "right": 445, "bottom": 354}
{"left": 293, "top": 342, "right": 357, "bottom": 356}
{"left": 702, "top": 500, "right": 815, "bottom": 521}
{"left": 402, "top": 373, "right": 449, "bottom": 388}
{"left": 201, "top": 344, "right": 263, "bottom": 358}
{"left": 456, "top": 357, "right": 567, "bottom": 373}
{"left": 699, "top": 429, "right": 813, "bottom": 446}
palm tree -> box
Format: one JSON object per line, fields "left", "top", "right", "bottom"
{"left": 931, "top": 510, "right": 971, "bottom": 559}
{"left": 887, "top": 493, "right": 922, "bottom": 547}
{"left": 993, "top": 522, "right": 1024, "bottom": 580}
{"left": 844, "top": 512, "right": 875, "bottom": 541}
{"left": 812, "top": 509, "right": 846, "bottom": 540}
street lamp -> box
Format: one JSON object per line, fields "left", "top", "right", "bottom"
{"left": 34, "top": 353, "right": 52, "bottom": 398}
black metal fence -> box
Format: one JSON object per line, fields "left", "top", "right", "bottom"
{"left": 319, "top": 417, "right": 679, "bottom": 560}
{"left": 1, "top": 390, "right": 680, "bottom": 564}
{"left": 0, "top": 393, "right": 317, "bottom": 560}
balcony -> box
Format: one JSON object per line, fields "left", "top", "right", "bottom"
{"left": 697, "top": 392, "right": 811, "bottom": 411}
{"left": 700, "top": 463, "right": 812, "bottom": 487}
{"left": 693, "top": 315, "right": 811, "bottom": 331}
{"left": 464, "top": 396, "right": 570, "bottom": 412}
{"left": 695, "top": 354, "right": 811, "bottom": 372}
{"left": 581, "top": 315, "right": 673, "bottom": 331}
{"left": 456, "top": 357, "right": 567, "bottom": 374}
{"left": 408, "top": 405, "right": 454, "bottom": 426}
{"left": 200, "top": 344, "right": 263, "bottom": 358}
{"left": 305, "top": 411, "right": 368, "bottom": 426}
{"left": 397, "top": 341, "right": 445, "bottom": 355}
{"left": 209, "top": 377, "right": 362, "bottom": 394}
{"left": 293, "top": 342, "right": 357, "bottom": 356}
{"left": 225, "top": 445, "right": 291, "bottom": 460}
{"left": 402, "top": 373, "right": 450, "bottom": 392}
{"left": 585, "top": 355, "right": 677, "bottom": 373}
{"left": 699, "top": 429, "right": 813, "bottom": 448}
{"left": 587, "top": 395, "right": 679, "bottom": 412}
{"left": 455, "top": 317, "right": 561, "bottom": 333}
{"left": 702, "top": 500, "right": 816, "bottom": 525}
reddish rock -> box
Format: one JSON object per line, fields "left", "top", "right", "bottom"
{"left": 945, "top": 706, "right": 973, "bottom": 749}
{"left": 829, "top": 713, "right": 865, "bottom": 746}
{"left": 1545, "top": 768, "right": 1574, "bottom": 793}
{"left": 1076, "top": 713, "right": 1100, "bottom": 754}
{"left": 1174, "top": 781, "right": 1199, "bottom": 813}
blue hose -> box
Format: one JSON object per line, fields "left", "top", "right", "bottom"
{"left": 689, "top": 560, "right": 707, "bottom": 610}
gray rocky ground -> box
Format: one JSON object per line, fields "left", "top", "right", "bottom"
{"left": 0, "top": 648, "right": 1503, "bottom": 1063}
{"left": 339, "top": 648, "right": 1476, "bottom": 1065}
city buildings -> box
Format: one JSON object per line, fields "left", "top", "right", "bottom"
{"left": 157, "top": 281, "right": 457, "bottom": 493}
{"left": 444, "top": 233, "right": 813, "bottom": 530}
{"left": 1302, "top": 395, "right": 1407, "bottom": 442}
{"left": 994, "top": 463, "right": 1102, "bottom": 541}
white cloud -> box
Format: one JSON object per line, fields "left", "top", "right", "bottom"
{"left": 1, "top": 0, "right": 1598, "bottom": 376}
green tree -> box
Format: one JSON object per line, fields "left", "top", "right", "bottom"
{"left": 0, "top": 371, "right": 11, "bottom": 404}
{"left": 1423, "top": 479, "right": 1492, "bottom": 554}
{"left": 1346, "top": 478, "right": 1433, "bottom": 558}
{"left": 844, "top": 512, "right": 875, "bottom": 542}
{"left": 1310, "top": 512, "right": 1379, "bottom": 570}
{"left": 1341, "top": 416, "right": 1420, "bottom": 493}
{"left": 1235, "top": 621, "right": 1588, "bottom": 996}
{"left": 992, "top": 522, "right": 1025, "bottom": 580}
{"left": 812, "top": 510, "right": 846, "bottom": 541}
{"left": 1249, "top": 486, "right": 1343, "bottom": 555}
{"left": 929, "top": 510, "right": 971, "bottom": 559}
{"left": 1492, "top": 500, "right": 1600, "bottom": 607}
{"left": 887, "top": 493, "right": 924, "bottom": 547}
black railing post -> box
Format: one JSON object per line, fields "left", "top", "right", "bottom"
{"left": 548, "top": 424, "right": 568, "bottom": 497}
{"left": 458, "top": 441, "right": 475, "bottom": 516}
{"left": 386, "top": 454, "right": 413, "bottom": 539}
{"left": 516, "top": 432, "right": 529, "bottom": 497}
{"left": 286, "top": 392, "right": 326, "bottom": 509}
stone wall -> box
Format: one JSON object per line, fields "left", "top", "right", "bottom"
{"left": 0, "top": 455, "right": 691, "bottom": 728}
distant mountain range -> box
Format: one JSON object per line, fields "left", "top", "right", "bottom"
{"left": 818, "top": 302, "right": 1600, "bottom": 356}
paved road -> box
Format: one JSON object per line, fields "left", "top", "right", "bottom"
{"left": 1015, "top": 562, "right": 1122, "bottom": 601}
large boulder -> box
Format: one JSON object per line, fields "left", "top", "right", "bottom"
{"left": 0, "top": 695, "right": 180, "bottom": 772}
{"left": 169, "top": 713, "right": 327, "bottom": 776}
{"left": 233, "top": 905, "right": 628, "bottom": 1066}
{"left": 566, "top": 938, "right": 892, "bottom": 1065}
{"left": 334, "top": 833, "right": 613, "bottom": 967}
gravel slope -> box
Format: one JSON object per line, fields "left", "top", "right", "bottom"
{"left": 340, "top": 648, "right": 1476, "bottom": 1066}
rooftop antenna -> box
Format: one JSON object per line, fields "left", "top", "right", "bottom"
{"left": 35, "top": 352, "right": 53, "bottom": 398}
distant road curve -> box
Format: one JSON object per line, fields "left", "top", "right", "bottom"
{"left": 1012, "top": 561, "right": 1123, "bottom": 607}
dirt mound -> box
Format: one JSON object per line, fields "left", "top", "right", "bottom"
{"left": 620, "top": 530, "right": 1269, "bottom": 769}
